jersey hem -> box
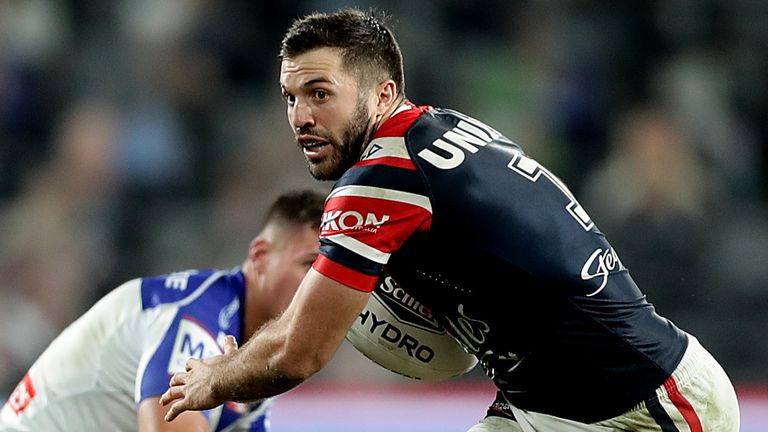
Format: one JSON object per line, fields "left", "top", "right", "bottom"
{"left": 312, "top": 255, "right": 378, "bottom": 292}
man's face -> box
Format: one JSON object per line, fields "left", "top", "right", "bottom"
{"left": 280, "top": 47, "right": 375, "bottom": 180}
{"left": 261, "top": 225, "right": 320, "bottom": 317}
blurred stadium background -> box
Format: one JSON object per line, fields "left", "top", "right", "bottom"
{"left": 1, "top": 0, "right": 766, "bottom": 430}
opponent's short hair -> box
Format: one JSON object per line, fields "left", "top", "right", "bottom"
{"left": 280, "top": 8, "right": 405, "bottom": 97}
{"left": 264, "top": 189, "right": 325, "bottom": 229}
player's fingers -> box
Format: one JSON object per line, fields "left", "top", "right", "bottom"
{"left": 159, "top": 385, "right": 184, "bottom": 406}
{"left": 169, "top": 372, "right": 187, "bottom": 386}
{"left": 223, "top": 335, "right": 238, "bottom": 355}
{"left": 185, "top": 357, "right": 199, "bottom": 371}
{"left": 164, "top": 400, "right": 188, "bottom": 422}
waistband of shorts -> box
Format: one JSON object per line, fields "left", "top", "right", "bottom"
{"left": 650, "top": 333, "right": 702, "bottom": 404}
{"left": 628, "top": 333, "right": 701, "bottom": 412}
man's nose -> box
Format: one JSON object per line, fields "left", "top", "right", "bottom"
{"left": 290, "top": 99, "right": 315, "bottom": 131}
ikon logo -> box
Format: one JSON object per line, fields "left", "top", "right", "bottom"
{"left": 580, "top": 247, "right": 626, "bottom": 297}
{"left": 321, "top": 210, "right": 390, "bottom": 233}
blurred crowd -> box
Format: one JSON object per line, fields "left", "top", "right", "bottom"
{"left": 1, "top": 0, "right": 766, "bottom": 397}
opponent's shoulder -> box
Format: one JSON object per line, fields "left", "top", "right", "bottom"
{"left": 136, "top": 270, "right": 244, "bottom": 403}
{"left": 139, "top": 268, "right": 240, "bottom": 309}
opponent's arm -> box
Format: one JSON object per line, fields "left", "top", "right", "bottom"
{"left": 161, "top": 268, "right": 370, "bottom": 421}
{"left": 137, "top": 397, "right": 208, "bottom": 432}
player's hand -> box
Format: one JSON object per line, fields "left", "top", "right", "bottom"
{"left": 160, "top": 335, "right": 239, "bottom": 422}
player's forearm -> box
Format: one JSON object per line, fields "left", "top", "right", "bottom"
{"left": 209, "top": 320, "right": 316, "bottom": 403}
{"left": 205, "top": 270, "right": 368, "bottom": 403}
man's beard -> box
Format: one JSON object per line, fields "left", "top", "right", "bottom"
{"left": 306, "top": 98, "right": 373, "bottom": 181}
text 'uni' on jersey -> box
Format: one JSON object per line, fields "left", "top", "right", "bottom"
{"left": 312, "top": 102, "right": 688, "bottom": 423}
{"left": 0, "top": 268, "right": 270, "bottom": 432}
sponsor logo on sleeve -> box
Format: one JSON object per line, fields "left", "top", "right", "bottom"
{"left": 7, "top": 373, "right": 36, "bottom": 415}
{"left": 167, "top": 317, "right": 222, "bottom": 374}
{"left": 164, "top": 270, "right": 199, "bottom": 291}
{"left": 321, "top": 210, "right": 390, "bottom": 234}
{"left": 218, "top": 297, "right": 239, "bottom": 330}
{"left": 445, "top": 304, "right": 491, "bottom": 354}
{"left": 580, "top": 247, "right": 626, "bottom": 296}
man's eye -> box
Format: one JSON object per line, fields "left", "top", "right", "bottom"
{"left": 283, "top": 93, "right": 296, "bottom": 105}
{"left": 314, "top": 90, "right": 328, "bottom": 100}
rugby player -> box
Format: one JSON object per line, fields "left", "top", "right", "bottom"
{"left": 161, "top": 9, "right": 740, "bottom": 431}
{"left": 0, "top": 190, "right": 324, "bottom": 431}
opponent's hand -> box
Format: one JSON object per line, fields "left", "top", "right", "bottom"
{"left": 160, "top": 335, "right": 239, "bottom": 422}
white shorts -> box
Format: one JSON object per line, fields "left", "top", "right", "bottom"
{"left": 467, "top": 336, "right": 740, "bottom": 432}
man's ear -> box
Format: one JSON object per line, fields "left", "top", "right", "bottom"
{"left": 248, "top": 237, "right": 271, "bottom": 273}
{"left": 375, "top": 79, "right": 398, "bottom": 115}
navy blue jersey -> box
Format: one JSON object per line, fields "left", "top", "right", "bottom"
{"left": 313, "top": 103, "right": 687, "bottom": 423}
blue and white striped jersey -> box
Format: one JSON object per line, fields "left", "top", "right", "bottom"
{"left": 1, "top": 268, "right": 271, "bottom": 431}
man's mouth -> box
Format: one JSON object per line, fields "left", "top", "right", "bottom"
{"left": 302, "top": 141, "right": 327, "bottom": 150}
{"left": 298, "top": 135, "right": 331, "bottom": 157}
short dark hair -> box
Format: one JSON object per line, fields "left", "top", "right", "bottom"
{"left": 280, "top": 8, "right": 405, "bottom": 97}
{"left": 264, "top": 189, "right": 325, "bottom": 229}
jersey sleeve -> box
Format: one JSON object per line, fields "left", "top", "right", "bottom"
{"left": 313, "top": 143, "right": 433, "bottom": 292}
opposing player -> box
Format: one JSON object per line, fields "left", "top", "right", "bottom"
{"left": 0, "top": 190, "right": 324, "bottom": 431}
{"left": 161, "top": 9, "right": 740, "bottom": 431}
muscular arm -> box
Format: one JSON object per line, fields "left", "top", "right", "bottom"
{"left": 218, "top": 269, "right": 369, "bottom": 399}
{"left": 162, "top": 269, "right": 370, "bottom": 418}
{"left": 137, "top": 397, "right": 208, "bottom": 432}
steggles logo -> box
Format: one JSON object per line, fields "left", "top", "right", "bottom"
{"left": 580, "top": 247, "right": 626, "bottom": 297}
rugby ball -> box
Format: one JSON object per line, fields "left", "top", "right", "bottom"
{"left": 346, "top": 276, "right": 478, "bottom": 381}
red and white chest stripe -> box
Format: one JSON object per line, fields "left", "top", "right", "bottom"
{"left": 357, "top": 136, "right": 417, "bottom": 170}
